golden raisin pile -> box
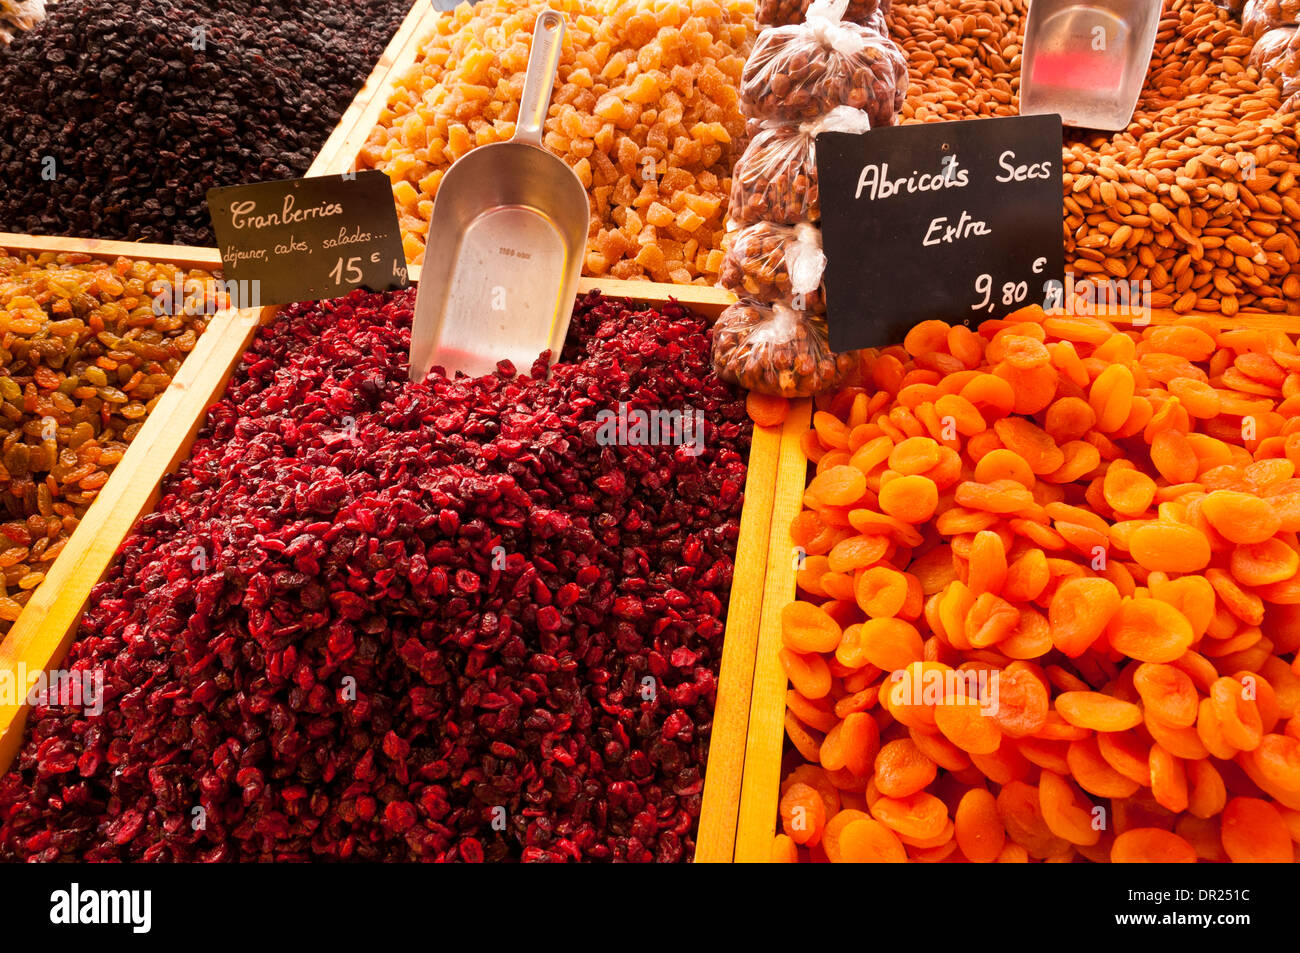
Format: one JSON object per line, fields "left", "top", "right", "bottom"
{"left": 0, "top": 250, "right": 224, "bottom": 629}
{"left": 770, "top": 305, "right": 1300, "bottom": 863}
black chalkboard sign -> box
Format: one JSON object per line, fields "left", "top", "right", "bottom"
{"left": 816, "top": 114, "right": 1065, "bottom": 352}
{"left": 207, "top": 170, "right": 409, "bottom": 309}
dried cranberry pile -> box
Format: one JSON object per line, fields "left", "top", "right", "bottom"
{"left": 0, "top": 289, "right": 750, "bottom": 862}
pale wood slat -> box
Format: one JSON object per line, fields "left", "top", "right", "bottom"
{"left": 734, "top": 399, "right": 812, "bottom": 863}
{"left": 695, "top": 419, "right": 781, "bottom": 862}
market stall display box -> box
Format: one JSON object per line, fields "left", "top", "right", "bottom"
{"left": 0, "top": 232, "right": 765, "bottom": 862}
{"left": 733, "top": 307, "right": 1300, "bottom": 863}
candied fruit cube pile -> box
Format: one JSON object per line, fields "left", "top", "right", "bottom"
{"left": 773, "top": 305, "right": 1300, "bottom": 863}
{"left": 358, "top": 0, "right": 756, "bottom": 283}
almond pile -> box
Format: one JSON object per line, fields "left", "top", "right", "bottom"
{"left": 891, "top": 0, "right": 1300, "bottom": 317}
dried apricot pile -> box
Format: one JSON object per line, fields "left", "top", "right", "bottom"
{"left": 773, "top": 306, "right": 1300, "bottom": 863}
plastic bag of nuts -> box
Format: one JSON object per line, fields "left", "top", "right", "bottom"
{"left": 719, "top": 222, "right": 827, "bottom": 311}
{"left": 1242, "top": 0, "right": 1300, "bottom": 38}
{"left": 711, "top": 298, "right": 856, "bottom": 397}
{"left": 740, "top": 0, "right": 907, "bottom": 126}
{"left": 1274, "top": 27, "right": 1300, "bottom": 85}
{"left": 1249, "top": 25, "right": 1298, "bottom": 79}
{"left": 729, "top": 106, "right": 872, "bottom": 226}
{"left": 756, "top": 0, "right": 888, "bottom": 30}
{"left": 1264, "top": 27, "right": 1300, "bottom": 112}
{"left": 1282, "top": 73, "right": 1300, "bottom": 114}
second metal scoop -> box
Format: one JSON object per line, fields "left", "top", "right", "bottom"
{"left": 409, "top": 10, "right": 588, "bottom": 381}
{"left": 1019, "top": 0, "right": 1161, "bottom": 131}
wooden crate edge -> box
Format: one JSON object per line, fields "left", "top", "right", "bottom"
{"left": 733, "top": 399, "right": 810, "bottom": 863}
{"left": 694, "top": 418, "right": 781, "bottom": 862}
{"left": 0, "top": 232, "right": 221, "bottom": 269}
{"left": 578, "top": 276, "right": 736, "bottom": 320}
{"left": 403, "top": 262, "right": 736, "bottom": 318}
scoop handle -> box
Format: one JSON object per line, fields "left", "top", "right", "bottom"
{"left": 513, "top": 11, "right": 564, "bottom": 148}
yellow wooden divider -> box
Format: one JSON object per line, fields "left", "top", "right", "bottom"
{"left": 0, "top": 233, "right": 221, "bottom": 268}
{"left": 695, "top": 418, "right": 782, "bottom": 861}
{"left": 734, "top": 399, "right": 812, "bottom": 863}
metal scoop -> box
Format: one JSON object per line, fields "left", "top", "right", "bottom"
{"left": 1019, "top": 0, "right": 1161, "bottom": 131}
{"left": 409, "top": 10, "right": 588, "bottom": 381}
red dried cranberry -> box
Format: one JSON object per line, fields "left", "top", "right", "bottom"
{"left": 0, "top": 290, "right": 752, "bottom": 864}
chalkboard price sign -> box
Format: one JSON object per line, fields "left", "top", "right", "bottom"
{"left": 207, "top": 170, "right": 409, "bottom": 309}
{"left": 816, "top": 114, "right": 1065, "bottom": 352}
